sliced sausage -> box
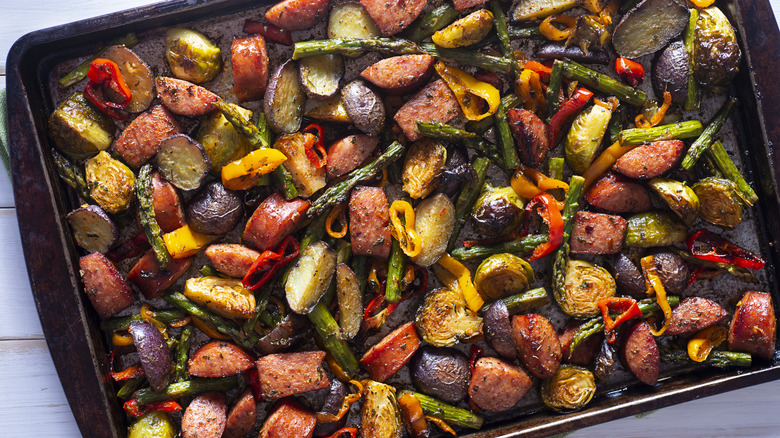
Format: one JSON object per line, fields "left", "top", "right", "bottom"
{"left": 151, "top": 172, "right": 186, "bottom": 233}
{"left": 570, "top": 211, "right": 627, "bottom": 255}
{"left": 255, "top": 351, "right": 330, "bottom": 398}
{"left": 585, "top": 172, "right": 652, "bottom": 213}
{"left": 452, "top": 0, "right": 488, "bottom": 10}
{"left": 559, "top": 321, "right": 603, "bottom": 366}
{"left": 188, "top": 341, "right": 254, "bottom": 377}
{"left": 181, "top": 392, "right": 228, "bottom": 438}
{"left": 621, "top": 321, "right": 659, "bottom": 385}
{"left": 468, "top": 356, "right": 533, "bottom": 412}
{"left": 205, "top": 244, "right": 261, "bottom": 278}
{"left": 224, "top": 390, "right": 257, "bottom": 438}
{"left": 126, "top": 250, "right": 193, "bottom": 299}
{"left": 665, "top": 297, "right": 728, "bottom": 336}
{"left": 349, "top": 186, "right": 391, "bottom": 259}
{"left": 508, "top": 108, "right": 549, "bottom": 168}
{"left": 113, "top": 105, "right": 181, "bottom": 168}
{"left": 360, "top": 55, "right": 435, "bottom": 95}
{"left": 326, "top": 134, "right": 379, "bottom": 179}
{"left": 613, "top": 140, "right": 684, "bottom": 179}
{"left": 394, "top": 79, "right": 460, "bottom": 142}
{"left": 360, "top": 321, "right": 421, "bottom": 382}
{"left": 512, "top": 313, "right": 562, "bottom": 379}
{"left": 78, "top": 252, "right": 133, "bottom": 319}
{"left": 360, "top": 0, "right": 426, "bottom": 35}
{"left": 156, "top": 76, "right": 219, "bottom": 117}
{"left": 265, "top": 0, "right": 330, "bottom": 31}
{"left": 231, "top": 35, "right": 270, "bottom": 102}
{"left": 259, "top": 398, "right": 317, "bottom": 438}
{"left": 243, "top": 193, "right": 310, "bottom": 251}
{"left": 728, "top": 291, "right": 776, "bottom": 360}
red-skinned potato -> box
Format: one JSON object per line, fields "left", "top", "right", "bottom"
{"left": 129, "top": 320, "right": 172, "bottom": 391}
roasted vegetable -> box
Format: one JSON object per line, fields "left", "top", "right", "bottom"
{"left": 560, "top": 259, "right": 616, "bottom": 318}
{"left": 156, "top": 134, "right": 211, "bottom": 191}
{"left": 474, "top": 253, "right": 534, "bottom": 301}
{"left": 648, "top": 178, "right": 700, "bottom": 226}
{"left": 653, "top": 251, "right": 691, "bottom": 296}
{"left": 183, "top": 277, "right": 256, "bottom": 319}
{"left": 304, "top": 96, "right": 352, "bottom": 123}
{"left": 48, "top": 92, "right": 113, "bottom": 160}
{"left": 402, "top": 139, "right": 447, "bottom": 199}
{"left": 128, "top": 411, "right": 177, "bottom": 438}
{"left": 274, "top": 132, "right": 327, "bottom": 198}
{"left": 483, "top": 300, "right": 516, "bottom": 359}
{"left": 694, "top": 6, "right": 741, "bottom": 87}
{"left": 432, "top": 9, "right": 493, "bottom": 48}
{"left": 510, "top": 0, "right": 578, "bottom": 22}
{"left": 256, "top": 313, "right": 309, "bottom": 355}
{"left": 102, "top": 45, "right": 154, "bottom": 113}
{"left": 186, "top": 182, "right": 244, "bottom": 235}
{"left": 85, "top": 151, "right": 135, "bottom": 214}
{"left": 341, "top": 80, "right": 386, "bottom": 136}
{"left": 568, "top": 15, "right": 610, "bottom": 54}
{"left": 411, "top": 194, "right": 455, "bottom": 267}
{"left": 693, "top": 177, "right": 743, "bottom": 229}
{"left": 541, "top": 365, "right": 596, "bottom": 412}
{"left": 409, "top": 346, "right": 470, "bottom": 403}
{"left": 536, "top": 43, "right": 610, "bottom": 64}
{"left": 361, "top": 381, "right": 403, "bottom": 438}
{"left": 165, "top": 28, "right": 222, "bottom": 83}
{"left": 565, "top": 103, "right": 612, "bottom": 174}
{"left": 328, "top": 2, "right": 382, "bottom": 39}
{"left": 264, "top": 60, "right": 306, "bottom": 134}
{"left": 415, "top": 287, "right": 482, "bottom": 347}
{"left": 298, "top": 54, "right": 344, "bottom": 100}
{"left": 612, "top": 0, "right": 689, "bottom": 59}
{"left": 471, "top": 184, "right": 524, "bottom": 237}
{"left": 652, "top": 40, "right": 689, "bottom": 106}
{"left": 624, "top": 211, "right": 688, "bottom": 247}
{"left": 196, "top": 104, "right": 254, "bottom": 174}
{"left": 336, "top": 263, "right": 362, "bottom": 340}
{"left": 129, "top": 320, "right": 172, "bottom": 391}
{"left": 66, "top": 205, "right": 117, "bottom": 253}
{"left": 285, "top": 241, "right": 337, "bottom": 314}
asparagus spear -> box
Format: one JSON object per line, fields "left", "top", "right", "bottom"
{"left": 135, "top": 376, "right": 239, "bottom": 404}
{"left": 117, "top": 377, "right": 145, "bottom": 400}
{"left": 466, "top": 94, "right": 522, "bottom": 134}
{"left": 548, "top": 156, "right": 565, "bottom": 201}
{"left": 551, "top": 176, "right": 586, "bottom": 311}
{"left": 706, "top": 140, "right": 758, "bottom": 206}
{"left": 58, "top": 33, "right": 139, "bottom": 87}
{"left": 416, "top": 121, "right": 503, "bottom": 165}
{"left": 490, "top": 0, "right": 514, "bottom": 64}
{"left": 561, "top": 59, "right": 647, "bottom": 106}
{"left": 683, "top": 8, "right": 701, "bottom": 111}
{"left": 494, "top": 100, "right": 521, "bottom": 169}
{"left": 385, "top": 238, "right": 406, "bottom": 303}
{"left": 351, "top": 255, "right": 368, "bottom": 296}
{"left": 164, "top": 292, "right": 254, "bottom": 349}
{"left": 308, "top": 302, "right": 360, "bottom": 375}
{"left": 51, "top": 150, "right": 92, "bottom": 201}
{"left": 173, "top": 326, "right": 193, "bottom": 382}
{"left": 681, "top": 97, "right": 738, "bottom": 169}
{"left": 662, "top": 350, "right": 752, "bottom": 368}
{"left": 451, "top": 234, "right": 548, "bottom": 261}
{"left": 100, "top": 310, "right": 186, "bottom": 332}
{"left": 618, "top": 120, "right": 704, "bottom": 145}
{"left": 403, "top": 4, "right": 459, "bottom": 42}
{"left": 545, "top": 60, "right": 564, "bottom": 121}
{"left": 293, "top": 38, "right": 421, "bottom": 59}
{"left": 401, "top": 391, "right": 484, "bottom": 429}
{"left": 479, "top": 287, "right": 549, "bottom": 314}
{"left": 307, "top": 141, "right": 404, "bottom": 218}
{"left": 137, "top": 164, "right": 171, "bottom": 269}
{"left": 507, "top": 25, "right": 544, "bottom": 39}
{"left": 448, "top": 157, "right": 490, "bottom": 251}
{"left": 419, "top": 43, "right": 512, "bottom": 74}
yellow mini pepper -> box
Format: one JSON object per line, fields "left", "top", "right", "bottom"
{"left": 435, "top": 62, "right": 500, "bottom": 122}
{"left": 163, "top": 224, "right": 215, "bottom": 259}
{"left": 221, "top": 148, "right": 287, "bottom": 190}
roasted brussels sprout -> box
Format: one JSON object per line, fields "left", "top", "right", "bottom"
{"left": 568, "top": 15, "right": 610, "bottom": 54}
{"left": 48, "top": 92, "right": 113, "bottom": 161}
{"left": 402, "top": 139, "right": 447, "bottom": 199}
{"left": 471, "top": 184, "right": 524, "bottom": 237}
{"left": 415, "top": 288, "right": 483, "bottom": 347}
{"left": 693, "top": 177, "right": 743, "bottom": 229}
{"left": 541, "top": 364, "right": 596, "bottom": 412}
{"left": 184, "top": 276, "right": 256, "bottom": 319}
{"left": 84, "top": 151, "right": 135, "bottom": 214}
{"left": 474, "top": 253, "right": 534, "bottom": 301}
{"left": 559, "top": 259, "right": 616, "bottom": 318}
{"left": 565, "top": 103, "right": 612, "bottom": 174}
{"left": 694, "top": 6, "right": 741, "bottom": 88}
{"left": 165, "top": 28, "right": 222, "bottom": 83}
{"left": 196, "top": 104, "right": 253, "bottom": 173}
{"left": 128, "top": 411, "right": 176, "bottom": 438}
{"left": 361, "top": 381, "right": 403, "bottom": 438}
{"left": 648, "top": 178, "right": 700, "bottom": 226}
{"left": 624, "top": 211, "right": 688, "bottom": 247}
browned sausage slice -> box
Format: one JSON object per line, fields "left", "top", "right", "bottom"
{"left": 224, "top": 390, "right": 257, "bottom": 438}
{"left": 508, "top": 108, "right": 549, "bottom": 168}
{"left": 205, "top": 244, "right": 261, "bottom": 278}
{"left": 243, "top": 193, "right": 310, "bottom": 252}
{"left": 728, "top": 291, "right": 776, "bottom": 360}
{"left": 559, "top": 321, "right": 603, "bottom": 366}
{"left": 156, "top": 77, "right": 219, "bottom": 117}
{"left": 326, "top": 134, "right": 379, "bottom": 179}
{"left": 360, "top": 321, "right": 421, "bottom": 382}
{"left": 585, "top": 172, "right": 652, "bottom": 213}
{"left": 349, "top": 186, "right": 391, "bottom": 259}
{"left": 113, "top": 105, "right": 181, "bottom": 168}
{"left": 79, "top": 252, "right": 133, "bottom": 319}
{"left": 360, "top": 55, "right": 435, "bottom": 95}
{"left": 468, "top": 356, "right": 533, "bottom": 412}
{"left": 255, "top": 351, "right": 330, "bottom": 398}
{"left": 394, "top": 79, "right": 460, "bottom": 142}
{"left": 570, "top": 211, "right": 627, "bottom": 255}
{"left": 151, "top": 172, "right": 186, "bottom": 233}
{"left": 665, "top": 297, "right": 728, "bottom": 336}
{"left": 512, "top": 313, "right": 562, "bottom": 379}
{"left": 452, "top": 0, "right": 488, "bottom": 10}
{"left": 188, "top": 341, "right": 254, "bottom": 377}
{"left": 231, "top": 35, "right": 270, "bottom": 102}
{"left": 622, "top": 321, "right": 659, "bottom": 385}
{"left": 265, "top": 0, "right": 330, "bottom": 31}
{"left": 181, "top": 392, "right": 228, "bottom": 438}
{"left": 360, "top": 0, "right": 426, "bottom": 35}
{"left": 613, "top": 140, "right": 684, "bottom": 179}
{"left": 259, "top": 398, "right": 316, "bottom": 438}
{"left": 126, "top": 250, "right": 193, "bottom": 299}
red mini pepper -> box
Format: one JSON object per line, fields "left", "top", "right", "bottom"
{"left": 614, "top": 57, "right": 645, "bottom": 87}
{"left": 598, "top": 297, "right": 642, "bottom": 343}
{"left": 243, "top": 19, "right": 294, "bottom": 45}
{"left": 84, "top": 58, "right": 132, "bottom": 120}
{"left": 364, "top": 266, "right": 427, "bottom": 330}
{"left": 324, "top": 427, "right": 358, "bottom": 438}
{"left": 242, "top": 235, "right": 300, "bottom": 290}
{"left": 303, "top": 123, "right": 328, "bottom": 169}
{"left": 687, "top": 229, "right": 765, "bottom": 270}
{"left": 111, "top": 364, "right": 146, "bottom": 382}
{"left": 525, "top": 193, "right": 564, "bottom": 261}
{"left": 547, "top": 87, "right": 594, "bottom": 146}
{"left": 123, "top": 399, "right": 182, "bottom": 417}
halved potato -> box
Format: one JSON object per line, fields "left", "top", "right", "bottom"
{"left": 264, "top": 60, "right": 305, "bottom": 134}
{"left": 299, "top": 54, "right": 344, "bottom": 100}
{"left": 285, "top": 241, "right": 337, "bottom": 314}
{"left": 304, "top": 96, "right": 352, "bottom": 123}
{"left": 184, "top": 276, "right": 257, "bottom": 319}
{"left": 67, "top": 205, "right": 117, "bottom": 253}
{"left": 328, "top": 3, "right": 382, "bottom": 39}
{"left": 103, "top": 45, "right": 154, "bottom": 113}
{"left": 156, "top": 134, "right": 211, "bottom": 191}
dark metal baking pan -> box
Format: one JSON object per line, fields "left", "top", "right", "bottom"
{"left": 6, "top": 0, "right": 780, "bottom": 436}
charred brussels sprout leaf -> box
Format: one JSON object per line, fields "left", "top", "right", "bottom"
{"left": 559, "top": 259, "right": 616, "bottom": 318}
{"left": 693, "top": 177, "right": 743, "bottom": 229}
{"left": 542, "top": 364, "right": 596, "bottom": 411}
{"left": 649, "top": 178, "right": 700, "bottom": 226}
{"left": 402, "top": 139, "right": 447, "bottom": 199}
{"left": 48, "top": 92, "right": 114, "bottom": 161}
{"left": 625, "top": 211, "right": 688, "bottom": 247}
{"left": 415, "top": 288, "right": 483, "bottom": 347}
{"left": 694, "top": 6, "right": 741, "bottom": 88}
{"left": 474, "top": 253, "right": 534, "bottom": 301}
{"left": 165, "top": 28, "right": 222, "bottom": 83}
{"left": 471, "top": 184, "right": 525, "bottom": 237}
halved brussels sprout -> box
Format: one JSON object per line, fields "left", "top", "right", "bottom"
{"left": 165, "top": 28, "right": 222, "bottom": 83}
{"left": 624, "top": 211, "right": 688, "bottom": 247}
{"left": 559, "top": 259, "right": 616, "bottom": 318}
{"left": 565, "top": 103, "right": 612, "bottom": 174}
{"left": 474, "top": 253, "right": 534, "bottom": 301}
{"left": 402, "top": 139, "right": 447, "bottom": 199}
{"left": 694, "top": 6, "right": 741, "bottom": 88}
{"left": 128, "top": 411, "right": 176, "bottom": 438}
{"left": 692, "top": 177, "right": 743, "bottom": 229}
{"left": 48, "top": 92, "right": 114, "bottom": 161}
{"left": 361, "top": 381, "right": 403, "bottom": 438}
{"left": 648, "top": 178, "right": 700, "bottom": 226}
{"left": 471, "top": 184, "right": 525, "bottom": 237}
{"left": 196, "top": 103, "right": 253, "bottom": 174}
{"left": 84, "top": 151, "right": 135, "bottom": 214}
{"left": 415, "top": 288, "right": 483, "bottom": 347}
{"left": 541, "top": 364, "right": 596, "bottom": 412}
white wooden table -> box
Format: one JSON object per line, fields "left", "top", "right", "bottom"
{"left": 1, "top": 1, "right": 779, "bottom": 436}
